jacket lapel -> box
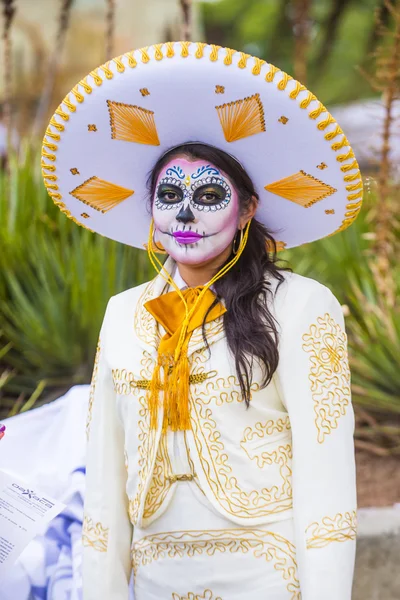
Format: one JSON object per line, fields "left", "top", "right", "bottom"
{"left": 136, "top": 256, "right": 227, "bottom": 360}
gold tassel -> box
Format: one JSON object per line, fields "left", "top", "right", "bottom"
{"left": 160, "top": 335, "right": 191, "bottom": 431}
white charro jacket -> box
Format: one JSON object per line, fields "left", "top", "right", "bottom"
{"left": 82, "top": 260, "right": 357, "bottom": 599}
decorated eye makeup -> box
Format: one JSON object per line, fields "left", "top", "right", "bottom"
{"left": 193, "top": 184, "right": 226, "bottom": 205}
{"left": 158, "top": 184, "right": 183, "bottom": 203}
{"left": 154, "top": 167, "right": 232, "bottom": 213}
{"left": 155, "top": 177, "right": 186, "bottom": 210}
{"left": 191, "top": 176, "right": 232, "bottom": 212}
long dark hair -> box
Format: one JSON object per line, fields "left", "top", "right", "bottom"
{"left": 147, "top": 143, "right": 292, "bottom": 406}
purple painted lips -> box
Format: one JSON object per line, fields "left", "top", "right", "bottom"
{"left": 172, "top": 230, "right": 203, "bottom": 244}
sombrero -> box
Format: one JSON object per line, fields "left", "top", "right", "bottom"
{"left": 41, "top": 41, "right": 363, "bottom": 251}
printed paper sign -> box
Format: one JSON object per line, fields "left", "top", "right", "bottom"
{"left": 0, "top": 469, "right": 65, "bottom": 575}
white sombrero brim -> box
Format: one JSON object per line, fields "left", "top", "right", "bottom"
{"left": 42, "top": 41, "right": 363, "bottom": 251}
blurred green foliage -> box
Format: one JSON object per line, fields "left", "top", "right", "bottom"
{"left": 201, "top": 0, "right": 387, "bottom": 104}
{"left": 0, "top": 149, "right": 153, "bottom": 417}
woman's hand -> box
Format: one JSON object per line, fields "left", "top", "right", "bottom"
{"left": 0, "top": 424, "right": 5, "bottom": 440}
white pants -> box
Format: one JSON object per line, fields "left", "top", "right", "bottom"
{"left": 131, "top": 480, "right": 299, "bottom": 600}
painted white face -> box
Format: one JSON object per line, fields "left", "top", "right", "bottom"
{"left": 152, "top": 157, "right": 240, "bottom": 265}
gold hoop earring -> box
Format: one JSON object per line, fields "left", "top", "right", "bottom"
{"left": 232, "top": 228, "right": 243, "bottom": 255}
{"left": 152, "top": 228, "right": 166, "bottom": 253}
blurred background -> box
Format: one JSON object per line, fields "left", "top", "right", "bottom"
{"left": 0, "top": 1, "right": 399, "bottom": 597}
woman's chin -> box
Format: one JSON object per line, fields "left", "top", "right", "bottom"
{"left": 163, "top": 242, "right": 223, "bottom": 266}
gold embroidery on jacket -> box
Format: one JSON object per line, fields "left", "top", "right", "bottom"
{"left": 172, "top": 591, "right": 222, "bottom": 600}
{"left": 302, "top": 312, "right": 351, "bottom": 443}
{"left": 200, "top": 374, "right": 259, "bottom": 404}
{"left": 134, "top": 279, "right": 160, "bottom": 348}
{"left": 132, "top": 529, "right": 300, "bottom": 599}
{"left": 128, "top": 351, "right": 158, "bottom": 525}
{"left": 112, "top": 368, "right": 217, "bottom": 395}
{"left": 82, "top": 515, "right": 108, "bottom": 552}
{"left": 189, "top": 355, "right": 292, "bottom": 518}
{"left": 184, "top": 431, "right": 205, "bottom": 496}
{"left": 86, "top": 339, "right": 101, "bottom": 441}
{"left": 305, "top": 510, "right": 357, "bottom": 549}
{"left": 143, "top": 430, "right": 173, "bottom": 518}
{"left": 240, "top": 416, "right": 292, "bottom": 468}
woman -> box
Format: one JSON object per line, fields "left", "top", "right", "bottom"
{"left": 42, "top": 42, "right": 361, "bottom": 599}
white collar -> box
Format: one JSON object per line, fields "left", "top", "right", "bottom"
{"left": 171, "top": 264, "right": 213, "bottom": 292}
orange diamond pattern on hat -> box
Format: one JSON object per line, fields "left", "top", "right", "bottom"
{"left": 264, "top": 170, "right": 337, "bottom": 209}
{"left": 107, "top": 100, "right": 160, "bottom": 146}
{"left": 70, "top": 176, "right": 134, "bottom": 213}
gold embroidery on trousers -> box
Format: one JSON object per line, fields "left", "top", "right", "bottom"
{"left": 306, "top": 510, "right": 357, "bottom": 548}
{"left": 240, "top": 416, "right": 292, "bottom": 468}
{"left": 132, "top": 529, "right": 300, "bottom": 599}
{"left": 172, "top": 591, "right": 222, "bottom": 600}
{"left": 189, "top": 355, "right": 292, "bottom": 518}
{"left": 86, "top": 339, "right": 101, "bottom": 441}
{"left": 82, "top": 515, "right": 108, "bottom": 552}
{"left": 302, "top": 312, "right": 351, "bottom": 443}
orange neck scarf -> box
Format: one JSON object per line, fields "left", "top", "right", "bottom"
{"left": 144, "top": 287, "right": 226, "bottom": 431}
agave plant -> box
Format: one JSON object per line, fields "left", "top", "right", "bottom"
{"left": 0, "top": 148, "right": 153, "bottom": 417}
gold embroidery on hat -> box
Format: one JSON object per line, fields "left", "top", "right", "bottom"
{"left": 140, "top": 88, "right": 150, "bottom": 97}
{"left": 306, "top": 511, "right": 357, "bottom": 549}
{"left": 166, "top": 42, "right": 175, "bottom": 58}
{"left": 70, "top": 176, "right": 134, "bottom": 213}
{"left": 223, "top": 48, "right": 235, "bottom": 65}
{"left": 325, "top": 209, "right": 335, "bottom": 214}
{"left": 81, "top": 212, "right": 90, "bottom": 218}
{"left": 107, "top": 100, "right": 160, "bottom": 146}
{"left": 266, "top": 240, "right": 287, "bottom": 252}
{"left": 216, "top": 93, "right": 266, "bottom": 143}
{"left": 70, "top": 168, "right": 79, "bottom": 175}
{"left": 181, "top": 41, "right": 191, "bottom": 58}
{"left": 237, "top": 52, "right": 250, "bottom": 69}
{"left": 42, "top": 43, "right": 363, "bottom": 242}
{"left": 209, "top": 44, "right": 220, "bottom": 62}
{"left": 265, "top": 64, "right": 279, "bottom": 82}
{"left": 142, "top": 241, "right": 167, "bottom": 255}
{"left": 154, "top": 43, "right": 163, "bottom": 60}
{"left": 252, "top": 57, "right": 266, "bottom": 75}
{"left": 88, "top": 124, "right": 97, "bottom": 131}
{"left": 215, "top": 85, "right": 225, "bottom": 94}
{"left": 278, "top": 116, "right": 289, "bottom": 124}
{"left": 317, "top": 162, "right": 327, "bottom": 169}
{"left": 264, "top": 170, "right": 337, "bottom": 208}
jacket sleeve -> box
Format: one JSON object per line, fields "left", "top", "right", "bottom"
{"left": 275, "top": 280, "right": 357, "bottom": 600}
{"left": 82, "top": 297, "right": 133, "bottom": 599}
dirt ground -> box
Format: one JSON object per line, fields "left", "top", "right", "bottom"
{"left": 356, "top": 448, "right": 400, "bottom": 508}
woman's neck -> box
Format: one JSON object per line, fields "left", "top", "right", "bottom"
{"left": 175, "top": 245, "right": 232, "bottom": 288}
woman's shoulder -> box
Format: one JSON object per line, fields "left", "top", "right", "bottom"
{"left": 270, "top": 270, "right": 338, "bottom": 317}
{"left": 105, "top": 277, "right": 156, "bottom": 318}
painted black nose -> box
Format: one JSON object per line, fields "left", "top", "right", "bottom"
{"left": 176, "top": 204, "right": 195, "bottom": 224}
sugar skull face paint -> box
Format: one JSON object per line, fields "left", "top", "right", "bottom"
{"left": 152, "top": 158, "right": 240, "bottom": 265}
